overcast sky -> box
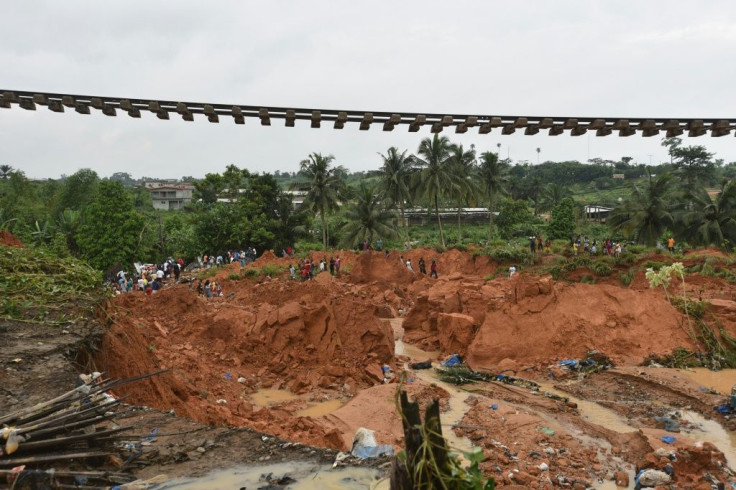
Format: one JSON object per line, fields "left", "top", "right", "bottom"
{"left": 2, "top": 1, "right": 736, "bottom": 180}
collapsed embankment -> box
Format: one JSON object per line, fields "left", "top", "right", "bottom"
{"left": 93, "top": 247, "right": 736, "bottom": 487}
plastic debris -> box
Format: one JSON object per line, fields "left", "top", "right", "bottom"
{"left": 350, "top": 427, "right": 394, "bottom": 459}
{"left": 661, "top": 435, "right": 676, "bottom": 444}
{"left": 491, "top": 404, "right": 499, "bottom": 410}
{"left": 537, "top": 426, "right": 555, "bottom": 436}
{"left": 224, "top": 372, "right": 232, "bottom": 380}
{"left": 715, "top": 403, "right": 734, "bottom": 415}
{"left": 441, "top": 354, "right": 462, "bottom": 367}
{"left": 538, "top": 462, "right": 549, "bottom": 471}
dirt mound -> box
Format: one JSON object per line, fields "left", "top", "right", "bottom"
{"left": 403, "top": 272, "right": 695, "bottom": 368}
{"left": 0, "top": 230, "right": 23, "bottom": 248}
{"left": 97, "top": 277, "right": 397, "bottom": 439}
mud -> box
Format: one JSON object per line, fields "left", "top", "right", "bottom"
{"left": 5, "top": 244, "right": 736, "bottom": 487}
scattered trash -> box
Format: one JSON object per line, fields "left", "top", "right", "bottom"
{"left": 216, "top": 399, "right": 227, "bottom": 405}
{"left": 350, "top": 427, "right": 394, "bottom": 459}
{"left": 224, "top": 372, "right": 232, "bottom": 380}
{"left": 538, "top": 462, "right": 549, "bottom": 471}
{"left": 237, "top": 376, "right": 246, "bottom": 383}
{"left": 558, "top": 359, "right": 578, "bottom": 369}
{"left": 441, "top": 354, "right": 462, "bottom": 367}
{"left": 410, "top": 360, "right": 432, "bottom": 370}
{"left": 381, "top": 365, "right": 394, "bottom": 383}
{"left": 661, "top": 435, "right": 676, "bottom": 444}
{"left": 715, "top": 403, "right": 734, "bottom": 415}
{"left": 654, "top": 415, "right": 680, "bottom": 432}
{"left": 143, "top": 427, "right": 159, "bottom": 442}
{"left": 537, "top": 426, "right": 555, "bottom": 436}
{"left": 490, "top": 404, "right": 498, "bottom": 410}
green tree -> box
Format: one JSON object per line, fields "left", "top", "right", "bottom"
{"left": 293, "top": 153, "right": 347, "bottom": 249}
{"left": 608, "top": 171, "right": 675, "bottom": 246}
{"left": 449, "top": 144, "right": 479, "bottom": 243}
{"left": 375, "top": 147, "right": 413, "bottom": 244}
{"left": 76, "top": 181, "right": 146, "bottom": 270}
{"left": 339, "top": 182, "right": 398, "bottom": 247}
{"left": 670, "top": 145, "right": 715, "bottom": 188}
{"left": 0, "top": 164, "right": 13, "bottom": 180}
{"left": 414, "top": 134, "right": 456, "bottom": 248}
{"left": 495, "top": 199, "right": 534, "bottom": 239}
{"left": 547, "top": 197, "right": 576, "bottom": 239}
{"left": 677, "top": 179, "right": 736, "bottom": 248}
{"left": 477, "top": 151, "right": 509, "bottom": 238}
{"left": 540, "top": 183, "right": 572, "bottom": 212}
{"left": 55, "top": 169, "right": 99, "bottom": 216}
{"left": 193, "top": 173, "right": 225, "bottom": 204}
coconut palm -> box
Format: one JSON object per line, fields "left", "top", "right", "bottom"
{"left": 449, "top": 144, "right": 479, "bottom": 243}
{"left": 0, "top": 164, "right": 12, "bottom": 180}
{"left": 608, "top": 171, "right": 675, "bottom": 246}
{"left": 339, "top": 182, "right": 398, "bottom": 247}
{"left": 375, "top": 147, "right": 413, "bottom": 244}
{"left": 539, "top": 182, "right": 572, "bottom": 213}
{"left": 413, "top": 134, "right": 456, "bottom": 248}
{"left": 293, "top": 153, "right": 347, "bottom": 249}
{"left": 677, "top": 179, "right": 736, "bottom": 248}
{"left": 477, "top": 151, "right": 509, "bottom": 238}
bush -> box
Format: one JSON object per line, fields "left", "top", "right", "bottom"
{"left": 619, "top": 268, "right": 636, "bottom": 287}
{"left": 591, "top": 260, "right": 613, "bottom": 277}
{"left": 580, "top": 275, "right": 596, "bottom": 284}
{"left": 488, "top": 246, "right": 537, "bottom": 265}
{"left": 228, "top": 272, "right": 242, "bottom": 281}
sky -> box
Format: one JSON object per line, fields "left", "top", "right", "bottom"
{"left": 2, "top": 1, "right": 736, "bottom": 180}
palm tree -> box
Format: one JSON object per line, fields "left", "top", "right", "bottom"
{"left": 477, "top": 151, "right": 509, "bottom": 238}
{"left": 0, "top": 164, "right": 12, "bottom": 180}
{"left": 339, "top": 182, "right": 398, "bottom": 247}
{"left": 608, "top": 171, "right": 675, "bottom": 246}
{"left": 540, "top": 182, "right": 572, "bottom": 213}
{"left": 413, "top": 134, "right": 456, "bottom": 248}
{"left": 449, "top": 144, "right": 479, "bottom": 243}
{"left": 375, "top": 147, "right": 413, "bottom": 244}
{"left": 677, "top": 179, "right": 736, "bottom": 248}
{"left": 293, "top": 153, "right": 347, "bottom": 249}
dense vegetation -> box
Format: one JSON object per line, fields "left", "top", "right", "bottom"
{"left": 1, "top": 136, "right": 736, "bottom": 273}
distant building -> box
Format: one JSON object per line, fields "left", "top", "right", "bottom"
{"left": 147, "top": 183, "right": 194, "bottom": 210}
{"left": 584, "top": 205, "right": 612, "bottom": 222}
{"left": 142, "top": 179, "right": 179, "bottom": 189}
{"left": 612, "top": 174, "right": 625, "bottom": 180}
{"left": 285, "top": 190, "right": 308, "bottom": 209}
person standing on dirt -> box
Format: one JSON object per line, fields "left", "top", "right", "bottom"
{"left": 204, "top": 280, "right": 212, "bottom": 298}
{"left": 668, "top": 236, "right": 675, "bottom": 253}
{"left": 509, "top": 265, "right": 516, "bottom": 278}
{"left": 430, "top": 259, "right": 438, "bottom": 279}
{"left": 335, "top": 256, "right": 341, "bottom": 274}
{"left": 418, "top": 257, "right": 426, "bottom": 274}
{"left": 329, "top": 256, "right": 335, "bottom": 275}
{"left": 537, "top": 235, "right": 543, "bottom": 251}
{"left": 529, "top": 236, "right": 536, "bottom": 254}
{"left": 406, "top": 259, "right": 415, "bottom": 273}
{"left": 544, "top": 237, "right": 551, "bottom": 253}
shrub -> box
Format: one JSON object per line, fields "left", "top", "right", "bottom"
{"left": 619, "top": 268, "right": 636, "bottom": 287}
{"left": 488, "top": 246, "right": 537, "bottom": 265}
{"left": 580, "top": 275, "right": 596, "bottom": 284}
{"left": 228, "top": 272, "right": 242, "bottom": 281}
{"left": 243, "top": 268, "right": 259, "bottom": 278}
{"left": 591, "top": 260, "right": 613, "bottom": 277}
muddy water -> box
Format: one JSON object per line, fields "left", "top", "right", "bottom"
{"left": 680, "top": 367, "right": 736, "bottom": 395}
{"left": 250, "top": 389, "right": 345, "bottom": 417}
{"left": 390, "top": 319, "right": 473, "bottom": 459}
{"left": 536, "top": 381, "right": 637, "bottom": 434}
{"left": 160, "top": 462, "right": 389, "bottom": 489}
{"left": 680, "top": 410, "right": 736, "bottom": 468}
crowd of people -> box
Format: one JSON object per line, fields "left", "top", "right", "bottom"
{"left": 112, "top": 258, "right": 184, "bottom": 296}
{"left": 200, "top": 247, "right": 258, "bottom": 269}
{"left": 291, "top": 256, "right": 342, "bottom": 281}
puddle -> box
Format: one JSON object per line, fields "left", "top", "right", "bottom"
{"left": 296, "top": 399, "right": 345, "bottom": 417}
{"left": 680, "top": 368, "right": 736, "bottom": 395}
{"left": 536, "top": 382, "right": 637, "bottom": 434}
{"left": 681, "top": 410, "right": 736, "bottom": 469}
{"left": 250, "top": 389, "right": 345, "bottom": 417}
{"left": 250, "top": 388, "right": 300, "bottom": 406}
{"left": 159, "top": 462, "right": 389, "bottom": 489}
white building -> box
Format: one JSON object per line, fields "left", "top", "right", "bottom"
{"left": 148, "top": 184, "right": 194, "bottom": 210}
